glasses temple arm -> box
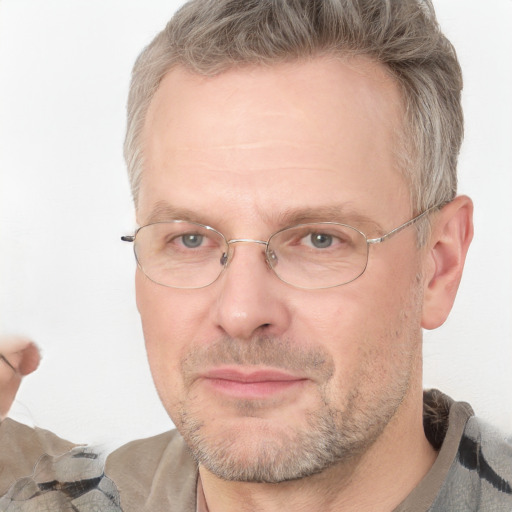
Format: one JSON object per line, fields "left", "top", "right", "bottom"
{"left": 367, "top": 203, "right": 443, "bottom": 245}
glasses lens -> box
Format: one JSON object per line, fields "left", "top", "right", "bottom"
{"left": 268, "top": 223, "right": 369, "bottom": 289}
{"left": 134, "top": 222, "right": 227, "bottom": 288}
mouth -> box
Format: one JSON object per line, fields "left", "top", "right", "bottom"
{"left": 198, "top": 367, "right": 308, "bottom": 400}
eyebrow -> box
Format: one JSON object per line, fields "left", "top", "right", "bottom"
{"left": 273, "top": 205, "right": 384, "bottom": 233}
{"left": 144, "top": 201, "right": 385, "bottom": 235}
{"left": 145, "top": 202, "right": 209, "bottom": 225}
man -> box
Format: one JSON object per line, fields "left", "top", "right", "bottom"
{"left": 1, "top": 0, "right": 511, "bottom": 511}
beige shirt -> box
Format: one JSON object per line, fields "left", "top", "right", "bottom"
{"left": 0, "top": 393, "right": 478, "bottom": 511}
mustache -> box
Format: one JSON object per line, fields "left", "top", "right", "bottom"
{"left": 180, "top": 335, "right": 335, "bottom": 383}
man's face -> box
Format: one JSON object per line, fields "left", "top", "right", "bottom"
{"left": 136, "top": 57, "right": 426, "bottom": 482}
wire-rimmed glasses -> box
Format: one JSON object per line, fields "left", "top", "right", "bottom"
{"left": 121, "top": 205, "right": 441, "bottom": 290}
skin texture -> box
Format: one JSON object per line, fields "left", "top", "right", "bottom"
{"left": 135, "top": 57, "right": 473, "bottom": 511}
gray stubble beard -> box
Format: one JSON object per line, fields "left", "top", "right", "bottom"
{"left": 175, "top": 334, "right": 414, "bottom": 484}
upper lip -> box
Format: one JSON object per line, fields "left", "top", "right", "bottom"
{"left": 201, "top": 367, "right": 307, "bottom": 383}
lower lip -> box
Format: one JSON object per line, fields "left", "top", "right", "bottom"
{"left": 204, "top": 378, "right": 306, "bottom": 399}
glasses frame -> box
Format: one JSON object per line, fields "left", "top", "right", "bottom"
{"left": 121, "top": 203, "right": 442, "bottom": 290}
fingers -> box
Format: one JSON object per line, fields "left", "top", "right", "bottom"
{"left": 0, "top": 355, "right": 16, "bottom": 372}
{"left": 0, "top": 336, "right": 40, "bottom": 376}
{"left": 0, "top": 366, "right": 22, "bottom": 420}
{"left": 0, "top": 336, "right": 41, "bottom": 420}
{"left": 18, "top": 343, "right": 41, "bottom": 376}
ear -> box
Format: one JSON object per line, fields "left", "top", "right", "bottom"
{"left": 421, "top": 196, "right": 474, "bottom": 330}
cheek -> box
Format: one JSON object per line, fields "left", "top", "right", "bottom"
{"left": 136, "top": 269, "right": 206, "bottom": 344}
{"left": 135, "top": 271, "right": 207, "bottom": 400}
{"left": 289, "top": 250, "right": 423, "bottom": 382}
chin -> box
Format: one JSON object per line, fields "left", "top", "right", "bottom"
{"left": 177, "top": 404, "right": 385, "bottom": 483}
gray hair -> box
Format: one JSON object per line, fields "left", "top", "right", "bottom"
{"left": 124, "top": 0, "right": 463, "bottom": 217}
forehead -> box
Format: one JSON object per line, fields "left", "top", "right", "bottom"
{"left": 138, "top": 57, "right": 409, "bottom": 229}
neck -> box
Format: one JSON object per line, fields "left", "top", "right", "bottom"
{"left": 199, "top": 386, "right": 437, "bottom": 512}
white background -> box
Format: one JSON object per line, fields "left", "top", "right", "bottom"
{"left": 1, "top": 0, "right": 511, "bottom": 449}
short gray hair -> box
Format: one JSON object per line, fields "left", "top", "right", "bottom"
{"left": 124, "top": 0, "right": 463, "bottom": 216}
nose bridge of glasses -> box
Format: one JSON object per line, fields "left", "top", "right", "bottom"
{"left": 227, "top": 238, "right": 268, "bottom": 246}
{"left": 223, "top": 239, "right": 271, "bottom": 267}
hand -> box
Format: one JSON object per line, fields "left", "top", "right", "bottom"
{"left": 0, "top": 336, "right": 40, "bottom": 420}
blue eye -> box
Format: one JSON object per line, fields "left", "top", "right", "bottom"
{"left": 181, "top": 234, "right": 203, "bottom": 248}
{"left": 310, "top": 233, "right": 332, "bottom": 249}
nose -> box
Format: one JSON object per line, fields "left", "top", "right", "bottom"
{"left": 212, "top": 242, "right": 291, "bottom": 340}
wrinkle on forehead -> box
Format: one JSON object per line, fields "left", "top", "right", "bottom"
{"left": 139, "top": 56, "right": 410, "bottom": 228}
{"left": 143, "top": 55, "right": 404, "bottom": 153}
{"left": 173, "top": 139, "right": 311, "bottom": 152}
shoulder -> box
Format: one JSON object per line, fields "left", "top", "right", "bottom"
{"left": 433, "top": 415, "right": 512, "bottom": 511}
{"left": 0, "top": 417, "right": 78, "bottom": 457}
{"left": 0, "top": 418, "right": 78, "bottom": 494}
{"left": 0, "top": 419, "right": 123, "bottom": 511}
{"left": 460, "top": 416, "right": 512, "bottom": 494}
{"left": 106, "top": 429, "right": 198, "bottom": 512}
{"left": 396, "top": 392, "right": 512, "bottom": 512}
